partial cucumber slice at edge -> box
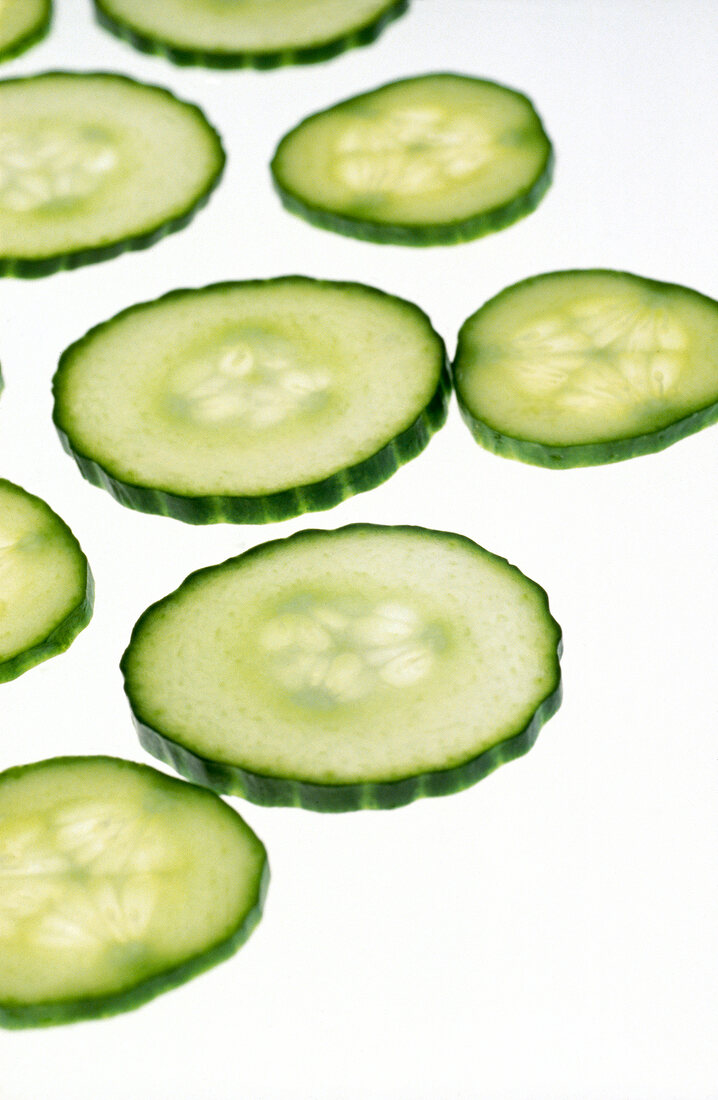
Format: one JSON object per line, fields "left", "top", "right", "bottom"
{"left": 0, "top": 755, "right": 268, "bottom": 1028}
{"left": 0, "top": 71, "right": 225, "bottom": 279}
{"left": 93, "top": 0, "right": 409, "bottom": 69}
{"left": 0, "top": 478, "right": 93, "bottom": 684}
{"left": 0, "top": 0, "right": 51, "bottom": 63}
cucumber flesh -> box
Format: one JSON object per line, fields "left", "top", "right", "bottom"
{"left": 0, "top": 73, "right": 224, "bottom": 277}
{"left": 271, "top": 73, "right": 552, "bottom": 245}
{"left": 94, "top": 0, "right": 409, "bottom": 68}
{"left": 122, "top": 525, "right": 562, "bottom": 811}
{"left": 0, "top": 0, "right": 50, "bottom": 63}
{"left": 453, "top": 269, "right": 718, "bottom": 467}
{"left": 0, "top": 756, "right": 267, "bottom": 1027}
{"left": 53, "top": 277, "right": 449, "bottom": 524}
{"left": 0, "top": 479, "right": 93, "bottom": 683}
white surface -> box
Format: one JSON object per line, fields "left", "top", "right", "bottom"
{"left": 1, "top": 2, "right": 717, "bottom": 1097}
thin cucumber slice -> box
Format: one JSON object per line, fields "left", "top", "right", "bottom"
{"left": 271, "top": 73, "right": 553, "bottom": 246}
{"left": 53, "top": 277, "right": 449, "bottom": 524}
{"left": 0, "top": 0, "right": 51, "bottom": 63}
{"left": 0, "top": 72, "right": 224, "bottom": 278}
{"left": 0, "top": 756, "right": 268, "bottom": 1028}
{"left": 453, "top": 269, "right": 718, "bottom": 467}
{"left": 0, "top": 479, "right": 93, "bottom": 683}
{"left": 122, "top": 525, "right": 562, "bottom": 812}
{"left": 94, "top": 0, "right": 409, "bottom": 69}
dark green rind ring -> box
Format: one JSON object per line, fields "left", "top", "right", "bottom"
{"left": 0, "top": 479, "right": 94, "bottom": 684}
{"left": 0, "top": 757, "right": 268, "bottom": 1028}
{"left": 130, "top": 674, "right": 562, "bottom": 812}
{"left": 92, "top": 0, "right": 409, "bottom": 70}
{"left": 0, "top": 1, "right": 52, "bottom": 64}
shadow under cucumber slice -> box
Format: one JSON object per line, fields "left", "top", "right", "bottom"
{"left": 0, "top": 72, "right": 224, "bottom": 278}
{"left": 122, "top": 524, "right": 562, "bottom": 812}
{"left": 0, "top": 478, "right": 93, "bottom": 683}
{"left": 93, "top": 0, "right": 409, "bottom": 69}
{"left": 453, "top": 269, "right": 718, "bottom": 467}
{"left": 53, "top": 277, "right": 449, "bottom": 524}
{"left": 271, "top": 73, "right": 553, "bottom": 246}
{"left": 0, "top": 756, "right": 268, "bottom": 1028}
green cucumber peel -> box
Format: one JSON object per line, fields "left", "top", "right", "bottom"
{"left": 122, "top": 524, "right": 563, "bottom": 812}
{"left": 453, "top": 268, "right": 718, "bottom": 467}
{"left": 0, "top": 755, "right": 268, "bottom": 1028}
{"left": 53, "top": 276, "right": 450, "bottom": 524}
{"left": 93, "top": 0, "right": 409, "bottom": 69}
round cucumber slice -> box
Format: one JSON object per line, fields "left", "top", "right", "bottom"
{"left": 0, "top": 479, "right": 93, "bottom": 683}
{"left": 453, "top": 269, "right": 718, "bottom": 467}
{"left": 0, "top": 72, "right": 224, "bottom": 278}
{"left": 93, "top": 0, "right": 409, "bottom": 69}
{"left": 0, "top": 0, "right": 51, "bottom": 63}
{"left": 53, "top": 277, "right": 449, "bottom": 524}
{"left": 122, "top": 525, "right": 562, "bottom": 812}
{"left": 271, "top": 73, "right": 553, "bottom": 246}
{"left": 0, "top": 756, "right": 268, "bottom": 1028}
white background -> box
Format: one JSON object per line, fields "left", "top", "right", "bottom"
{"left": 1, "top": 2, "right": 717, "bottom": 1097}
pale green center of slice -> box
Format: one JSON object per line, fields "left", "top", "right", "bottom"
{"left": 335, "top": 107, "right": 495, "bottom": 196}
{"left": 260, "top": 595, "right": 445, "bottom": 707}
{"left": 0, "top": 127, "right": 117, "bottom": 212}
{"left": 505, "top": 298, "right": 689, "bottom": 411}
{"left": 167, "top": 329, "right": 331, "bottom": 429}
{"left": 0, "top": 801, "right": 176, "bottom": 949}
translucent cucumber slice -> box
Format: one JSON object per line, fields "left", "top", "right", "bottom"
{"left": 0, "top": 72, "right": 224, "bottom": 278}
{"left": 94, "top": 0, "right": 409, "bottom": 69}
{"left": 0, "top": 756, "right": 268, "bottom": 1027}
{"left": 453, "top": 269, "right": 718, "bottom": 467}
{"left": 122, "top": 525, "right": 562, "bottom": 811}
{"left": 271, "top": 73, "right": 553, "bottom": 246}
{"left": 53, "top": 277, "right": 449, "bottom": 524}
{"left": 0, "top": 0, "right": 51, "bottom": 63}
{"left": 0, "top": 479, "right": 93, "bottom": 683}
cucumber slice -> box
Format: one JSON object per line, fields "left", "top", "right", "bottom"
{"left": 53, "top": 277, "right": 449, "bottom": 524}
{"left": 93, "top": 0, "right": 408, "bottom": 69}
{"left": 0, "top": 479, "right": 93, "bottom": 683}
{"left": 0, "top": 756, "right": 268, "bottom": 1027}
{"left": 453, "top": 269, "right": 718, "bottom": 467}
{"left": 122, "top": 525, "right": 562, "bottom": 812}
{"left": 271, "top": 73, "right": 553, "bottom": 246}
{"left": 0, "top": 73, "right": 224, "bottom": 278}
{"left": 0, "top": 0, "right": 50, "bottom": 63}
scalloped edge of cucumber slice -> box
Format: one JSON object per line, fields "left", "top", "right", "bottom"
{"left": 271, "top": 72, "right": 553, "bottom": 247}
{"left": 52, "top": 277, "right": 451, "bottom": 525}
{"left": 0, "top": 0, "right": 51, "bottom": 64}
{"left": 121, "top": 524, "right": 563, "bottom": 812}
{"left": 92, "top": 0, "right": 409, "bottom": 69}
{"left": 452, "top": 268, "right": 718, "bottom": 468}
{"left": 0, "top": 755, "right": 268, "bottom": 1029}
{"left": 0, "top": 479, "right": 93, "bottom": 684}
{"left": 0, "top": 71, "right": 225, "bottom": 279}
